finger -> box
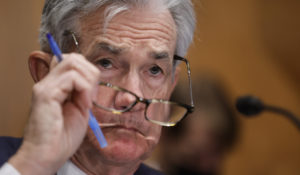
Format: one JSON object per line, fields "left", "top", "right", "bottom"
{"left": 49, "top": 53, "right": 100, "bottom": 85}
{"left": 49, "top": 55, "right": 60, "bottom": 69}
{"left": 35, "top": 70, "right": 94, "bottom": 111}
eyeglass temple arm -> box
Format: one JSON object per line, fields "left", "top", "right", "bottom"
{"left": 174, "top": 55, "right": 194, "bottom": 109}
{"left": 64, "top": 30, "right": 82, "bottom": 53}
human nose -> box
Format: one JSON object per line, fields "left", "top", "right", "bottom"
{"left": 114, "top": 91, "right": 137, "bottom": 111}
{"left": 114, "top": 74, "right": 145, "bottom": 112}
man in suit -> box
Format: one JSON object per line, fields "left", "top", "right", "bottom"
{"left": 0, "top": 0, "right": 195, "bottom": 174}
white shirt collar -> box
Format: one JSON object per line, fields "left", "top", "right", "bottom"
{"left": 57, "top": 160, "right": 86, "bottom": 175}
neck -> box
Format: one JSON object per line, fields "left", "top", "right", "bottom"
{"left": 70, "top": 141, "right": 141, "bottom": 175}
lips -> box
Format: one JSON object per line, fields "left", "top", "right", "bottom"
{"left": 102, "top": 124, "right": 145, "bottom": 137}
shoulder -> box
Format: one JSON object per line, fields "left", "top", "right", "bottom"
{"left": 0, "top": 137, "right": 23, "bottom": 167}
{"left": 134, "top": 163, "right": 164, "bottom": 175}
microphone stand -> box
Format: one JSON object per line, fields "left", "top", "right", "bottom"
{"left": 264, "top": 105, "right": 300, "bottom": 130}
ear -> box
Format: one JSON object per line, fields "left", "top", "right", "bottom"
{"left": 28, "top": 51, "right": 52, "bottom": 82}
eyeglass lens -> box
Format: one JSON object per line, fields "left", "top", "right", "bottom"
{"left": 94, "top": 84, "right": 188, "bottom": 125}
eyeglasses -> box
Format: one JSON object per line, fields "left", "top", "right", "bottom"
{"left": 65, "top": 31, "right": 194, "bottom": 126}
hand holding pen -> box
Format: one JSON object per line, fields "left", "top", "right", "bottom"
{"left": 8, "top": 34, "right": 106, "bottom": 174}
{"left": 46, "top": 33, "right": 107, "bottom": 148}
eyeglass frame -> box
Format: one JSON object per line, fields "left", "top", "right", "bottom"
{"left": 63, "top": 30, "right": 195, "bottom": 126}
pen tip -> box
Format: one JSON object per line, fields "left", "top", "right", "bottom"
{"left": 46, "top": 33, "right": 52, "bottom": 40}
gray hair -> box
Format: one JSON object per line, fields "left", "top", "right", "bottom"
{"left": 40, "top": 0, "right": 196, "bottom": 57}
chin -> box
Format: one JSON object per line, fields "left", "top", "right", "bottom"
{"left": 86, "top": 127, "right": 156, "bottom": 165}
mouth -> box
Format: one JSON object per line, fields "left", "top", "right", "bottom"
{"left": 100, "top": 124, "right": 145, "bottom": 137}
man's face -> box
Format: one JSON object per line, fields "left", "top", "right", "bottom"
{"left": 78, "top": 7, "right": 177, "bottom": 164}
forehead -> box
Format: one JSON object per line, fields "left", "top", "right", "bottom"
{"left": 78, "top": 6, "right": 177, "bottom": 56}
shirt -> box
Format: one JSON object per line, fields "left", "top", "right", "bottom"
{"left": 0, "top": 160, "right": 85, "bottom": 175}
{"left": 0, "top": 137, "right": 163, "bottom": 175}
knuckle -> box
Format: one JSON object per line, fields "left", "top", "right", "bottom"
{"left": 32, "top": 83, "right": 42, "bottom": 96}
{"left": 67, "top": 70, "right": 78, "bottom": 79}
{"left": 70, "top": 53, "right": 85, "bottom": 61}
{"left": 83, "top": 83, "right": 92, "bottom": 92}
{"left": 91, "top": 67, "right": 100, "bottom": 79}
{"left": 32, "top": 83, "right": 50, "bottom": 102}
{"left": 69, "top": 53, "right": 79, "bottom": 59}
{"left": 64, "top": 58, "right": 79, "bottom": 71}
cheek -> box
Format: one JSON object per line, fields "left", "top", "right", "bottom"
{"left": 94, "top": 85, "right": 116, "bottom": 109}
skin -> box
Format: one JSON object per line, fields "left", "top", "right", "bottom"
{"left": 71, "top": 7, "right": 178, "bottom": 175}
{"left": 8, "top": 5, "right": 178, "bottom": 175}
{"left": 10, "top": 53, "right": 100, "bottom": 175}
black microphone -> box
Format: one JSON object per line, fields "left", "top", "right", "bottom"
{"left": 236, "top": 95, "right": 300, "bottom": 130}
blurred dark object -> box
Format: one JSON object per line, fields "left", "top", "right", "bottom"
{"left": 236, "top": 95, "right": 300, "bottom": 130}
{"left": 159, "top": 76, "right": 239, "bottom": 175}
{"left": 236, "top": 95, "right": 264, "bottom": 116}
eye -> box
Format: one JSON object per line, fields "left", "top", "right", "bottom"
{"left": 95, "top": 58, "right": 112, "bottom": 69}
{"left": 149, "top": 65, "right": 163, "bottom": 76}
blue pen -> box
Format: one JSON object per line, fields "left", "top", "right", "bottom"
{"left": 46, "top": 33, "right": 107, "bottom": 148}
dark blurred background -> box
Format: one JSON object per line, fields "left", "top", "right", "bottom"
{"left": 1, "top": 1, "right": 300, "bottom": 175}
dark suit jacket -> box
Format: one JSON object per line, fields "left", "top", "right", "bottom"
{"left": 0, "top": 137, "right": 163, "bottom": 175}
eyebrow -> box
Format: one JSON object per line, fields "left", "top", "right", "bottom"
{"left": 97, "top": 42, "right": 123, "bottom": 55}
{"left": 150, "top": 51, "right": 170, "bottom": 60}
{"left": 85, "top": 42, "right": 124, "bottom": 60}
